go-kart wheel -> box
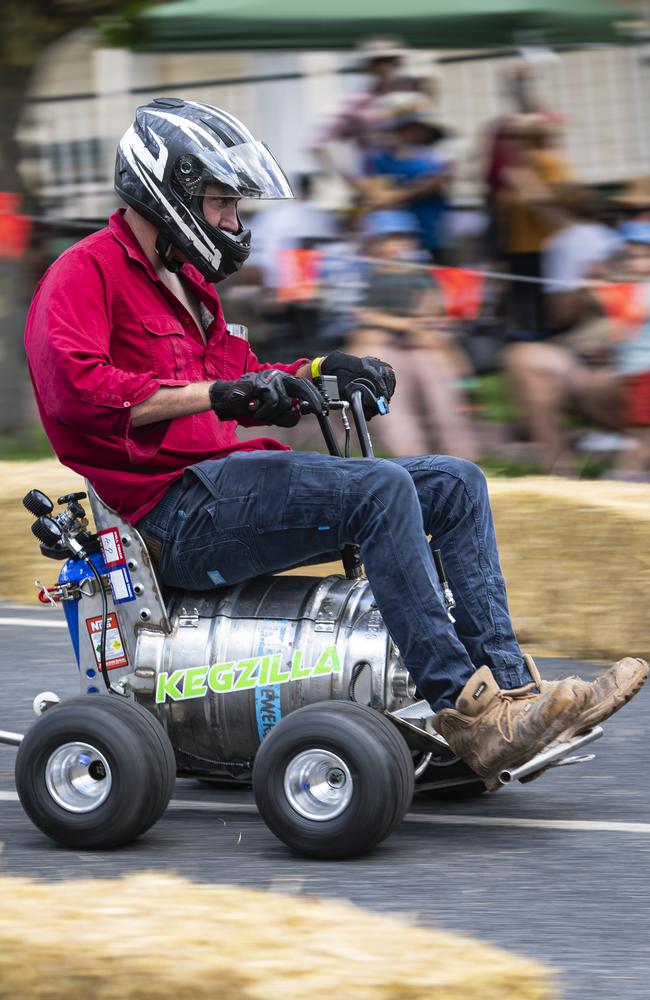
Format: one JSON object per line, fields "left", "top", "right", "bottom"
{"left": 15, "top": 695, "right": 176, "bottom": 849}
{"left": 92, "top": 695, "right": 177, "bottom": 829}
{"left": 252, "top": 700, "right": 414, "bottom": 859}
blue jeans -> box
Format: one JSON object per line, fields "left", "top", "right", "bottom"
{"left": 138, "top": 452, "right": 531, "bottom": 711}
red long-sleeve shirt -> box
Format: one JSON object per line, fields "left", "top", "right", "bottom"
{"left": 25, "top": 210, "right": 308, "bottom": 523}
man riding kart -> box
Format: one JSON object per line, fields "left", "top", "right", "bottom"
{"left": 24, "top": 98, "right": 648, "bottom": 793}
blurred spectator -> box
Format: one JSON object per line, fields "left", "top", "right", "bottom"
{"left": 606, "top": 224, "right": 650, "bottom": 479}
{"left": 244, "top": 173, "right": 337, "bottom": 359}
{"left": 362, "top": 94, "right": 453, "bottom": 262}
{"left": 481, "top": 62, "right": 563, "bottom": 258}
{"left": 502, "top": 181, "right": 625, "bottom": 472}
{"left": 498, "top": 113, "right": 573, "bottom": 337}
{"left": 611, "top": 176, "right": 650, "bottom": 226}
{"left": 249, "top": 173, "right": 336, "bottom": 290}
{"left": 543, "top": 183, "right": 621, "bottom": 340}
{"left": 348, "top": 210, "right": 478, "bottom": 459}
{"left": 316, "top": 209, "right": 369, "bottom": 351}
{"left": 313, "top": 37, "right": 427, "bottom": 192}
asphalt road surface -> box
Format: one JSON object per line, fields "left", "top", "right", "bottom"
{"left": 1, "top": 603, "right": 648, "bottom": 1000}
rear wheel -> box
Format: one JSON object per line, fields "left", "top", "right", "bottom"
{"left": 15, "top": 695, "right": 176, "bottom": 849}
{"left": 253, "top": 700, "right": 414, "bottom": 859}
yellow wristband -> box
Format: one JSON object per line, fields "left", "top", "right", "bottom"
{"left": 310, "top": 356, "right": 325, "bottom": 380}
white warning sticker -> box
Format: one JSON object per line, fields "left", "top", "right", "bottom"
{"left": 85, "top": 612, "right": 129, "bottom": 670}
{"left": 97, "top": 527, "right": 125, "bottom": 569}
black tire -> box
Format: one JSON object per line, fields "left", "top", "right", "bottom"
{"left": 91, "top": 696, "right": 177, "bottom": 828}
{"left": 416, "top": 757, "right": 486, "bottom": 801}
{"left": 15, "top": 695, "right": 176, "bottom": 849}
{"left": 252, "top": 700, "right": 414, "bottom": 859}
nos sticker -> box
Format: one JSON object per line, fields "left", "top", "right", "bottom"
{"left": 85, "top": 612, "right": 129, "bottom": 670}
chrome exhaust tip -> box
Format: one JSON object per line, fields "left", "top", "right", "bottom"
{"left": 0, "top": 729, "right": 24, "bottom": 747}
{"left": 498, "top": 726, "right": 604, "bottom": 785}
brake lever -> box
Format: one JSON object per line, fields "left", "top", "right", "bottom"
{"left": 281, "top": 375, "right": 329, "bottom": 416}
{"left": 344, "top": 378, "right": 389, "bottom": 417}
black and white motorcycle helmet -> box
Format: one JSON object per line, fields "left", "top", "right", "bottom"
{"left": 115, "top": 97, "right": 293, "bottom": 282}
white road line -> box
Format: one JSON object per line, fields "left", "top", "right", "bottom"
{"left": 0, "top": 617, "right": 67, "bottom": 629}
{"left": 168, "top": 798, "right": 650, "bottom": 834}
{"left": 403, "top": 813, "right": 650, "bottom": 835}
{"left": 3, "top": 791, "right": 650, "bottom": 834}
{"left": 168, "top": 799, "right": 259, "bottom": 814}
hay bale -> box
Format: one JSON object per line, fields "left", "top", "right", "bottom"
{"left": 0, "top": 461, "right": 86, "bottom": 602}
{"left": 0, "top": 459, "right": 647, "bottom": 662}
{"left": 490, "top": 478, "right": 650, "bottom": 662}
{"left": 0, "top": 873, "right": 553, "bottom": 1000}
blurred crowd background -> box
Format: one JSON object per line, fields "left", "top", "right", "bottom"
{"left": 2, "top": 0, "right": 650, "bottom": 480}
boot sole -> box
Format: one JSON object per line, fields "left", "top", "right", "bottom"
{"left": 519, "top": 662, "right": 650, "bottom": 786}
{"left": 556, "top": 659, "right": 649, "bottom": 741}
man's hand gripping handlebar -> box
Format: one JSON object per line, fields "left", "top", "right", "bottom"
{"left": 209, "top": 371, "right": 325, "bottom": 427}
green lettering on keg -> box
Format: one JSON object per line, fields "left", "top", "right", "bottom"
{"left": 183, "top": 667, "right": 208, "bottom": 699}
{"left": 267, "top": 653, "right": 291, "bottom": 684}
{"left": 154, "top": 646, "right": 344, "bottom": 704}
{"left": 257, "top": 655, "right": 270, "bottom": 686}
{"left": 155, "top": 669, "right": 186, "bottom": 703}
{"left": 289, "top": 649, "right": 311, "bottom": 680}
{"left": 312, "top": 646, "right": 342, "bottom": 676}
{"left": 207, "top": 662, "right": 235, "bottom": 693}
{"left": 233, "top": 658, "right": 261, "bottom": 691}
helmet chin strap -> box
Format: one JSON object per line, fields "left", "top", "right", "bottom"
{"left": 155, "top": 233, "right": 184, "bottom": 274}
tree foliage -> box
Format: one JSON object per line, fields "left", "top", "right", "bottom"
{"left": 0, "top": 1, "right": 145, "bottom": 68}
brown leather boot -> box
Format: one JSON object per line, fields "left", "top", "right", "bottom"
{"left": 433, "top": 666, "right": 591, "bottom": 791}
{"left": 521, "top": 653, "right": 648, "bottom": 737}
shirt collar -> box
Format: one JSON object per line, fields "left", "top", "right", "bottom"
{"left": 108, "top": 208, "right": 221, "bottom": 311}
{"left": 108, "top": 208, "right": 216, "bottom": 292}
{"left": 108, "top": 208, "right": 156, "bottom": 269}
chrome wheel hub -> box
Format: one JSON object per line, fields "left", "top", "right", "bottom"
{"left": 45, "top": 742, "right": 112, "bottom": 813}
{"left": 284, "top": 748, "right": 353, "bottom": 822}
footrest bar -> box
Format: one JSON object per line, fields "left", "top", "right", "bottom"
{"left": 498, "top": 726, "right": 604, "bottom": 785}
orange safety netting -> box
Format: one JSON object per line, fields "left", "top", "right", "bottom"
{"left": 432, "top": 266, "right": 484, "bottom": 320}
{"left": 0, "top": 192, "right": 31, "bottom": 260}
{"left": 277, "top": 248, "right": 323, "bottom": 302}
{"left": 592, "top": 282, "right": 649, "bottom": 339}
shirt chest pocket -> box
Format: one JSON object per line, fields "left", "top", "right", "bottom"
{"left": 142, "top": 315, "right": 187, "bottom": 379}
{"left": 204, "top": 331, "right": 250, "bottom": 381}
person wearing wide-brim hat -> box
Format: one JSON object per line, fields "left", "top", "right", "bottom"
{"left": 360, "top": 95, "right": 453, "bottom": 261}
{"left": 312, "top": 36, "right": 428, "bottom": 189}
{"left": 611, "top": 176, "right": 650, "bottom": 215}
{"left": 352, "top": 35, "right": 407, "bottom": 70}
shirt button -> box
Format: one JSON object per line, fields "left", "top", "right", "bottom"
{"left": 183, "top": 316, "right": 191, "bottom": 325}
{"left": 123, "top": 401, "right": 131, "bottom": 408}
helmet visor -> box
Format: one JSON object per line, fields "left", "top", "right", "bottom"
{"left": 193, "top": 140, "right": 293, "bottom": 200}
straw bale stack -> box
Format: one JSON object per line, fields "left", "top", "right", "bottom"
{"left": 0, "top": 461, "right": 86, "bottom": 602}
{"left": 0, "top": 460, "right": 647, "bottom": 661}
{"left": 489, "top": 477, "right": 650, "bottom": 662}
{"left": 0, "top": 873, "right": 553, "bottom": 1000}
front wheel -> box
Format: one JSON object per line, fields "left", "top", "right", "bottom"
{"left": 252, "top": 700, "right": 414, "bottom": 859}
{"left": 15, "top": 695, "right": 176, "bottom": 849}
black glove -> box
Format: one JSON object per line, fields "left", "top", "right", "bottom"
{"left": 320, "top": 351, "right": 396, "bottom": 417}
{"left": 209, "top": 370, "right": 300, "bottom": 427}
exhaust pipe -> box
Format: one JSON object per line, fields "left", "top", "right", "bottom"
{"left": 0, "top": 729, "right": 24, "bottom": 747}
{"left": 498, "top": 726, "right": 604, "bottom": 785}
